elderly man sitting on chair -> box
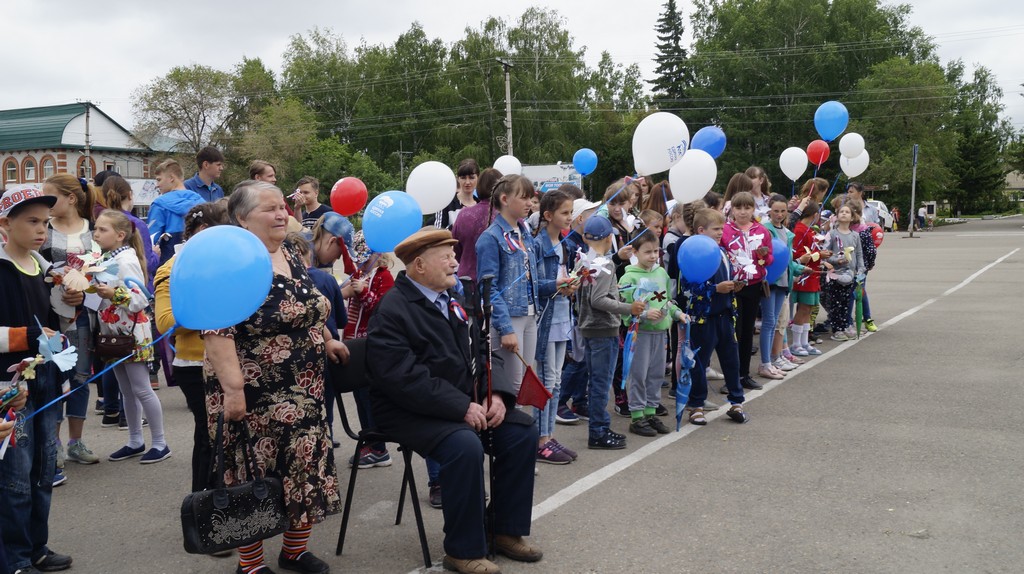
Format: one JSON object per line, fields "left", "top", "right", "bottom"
{"left": 366, "top": 228, "right": 542, "bottom": 574}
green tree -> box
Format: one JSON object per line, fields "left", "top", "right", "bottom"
{"left": 945, "top": 63, "right": 1011, "bottom": 214}
{"left": 228, "top": 57, "right": 278, "bottom": 134}
{"left": 234, "top": 98, "right": 317, "bottom": 186}
{"left": 650, "top": 0, "right": 691, "bottom": 110}
{"left": 851, "top": 57, "right": 953, "bottom": 208}
{"left": 281, "top": 28, "right": 360, "bottom": 139}
{"left": 685, "top": 0, "right": 935, "bottom": 184}
{"left": 131, "top": 64, "right": 235, "bottom": 153}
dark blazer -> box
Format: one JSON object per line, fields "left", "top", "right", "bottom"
{"left": 367, "top": 272, "right": 530, "bottom": 454}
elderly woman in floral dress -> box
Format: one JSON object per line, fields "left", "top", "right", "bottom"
{"left": 204, "top": 180, "right": 348, "bottom": 574}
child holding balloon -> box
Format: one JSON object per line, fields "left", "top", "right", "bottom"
{"left": 790, "top": 201, "right": 831, "bottom": 356}
{"left": 477, "top": 175, "right": 541, "bottom": 396}
{"left": 720, "top": 192, "right": 773, "bottom": 390}
{"left": 822, "top": 203, "right": 865, "bottom": 341}
{"left": 93, "top": 209, "right": 170, "bottom": 464}
{"left": 681, "top": 208, "right": 749, "bottom": 425}
{"left": 763, "top": 195, "right": 812, "bottom": 374}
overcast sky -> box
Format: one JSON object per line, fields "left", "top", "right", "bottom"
{"left": 5, "top": 0, "right": 1023, "bottom": 134}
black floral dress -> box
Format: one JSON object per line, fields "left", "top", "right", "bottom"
{"left": 204, "top": 243, "right": 340, "bottom": 528}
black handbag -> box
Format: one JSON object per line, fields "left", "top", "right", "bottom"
{"left": 95, "top": 318, "right": 137, "bottom": 360}
{"left": 180, "top": 414, "right": 289, "bottom": 554}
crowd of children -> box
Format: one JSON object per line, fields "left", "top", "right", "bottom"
{"left": 0, "top": 149, "right": 882, "bottom": 573}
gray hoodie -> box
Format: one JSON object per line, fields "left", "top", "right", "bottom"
{"left": 578, "top": 249, "right": 634, "bottom": 338}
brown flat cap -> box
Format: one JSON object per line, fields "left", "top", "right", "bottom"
{"left": 394, "top": 228, "right": 459, "bottom": 265}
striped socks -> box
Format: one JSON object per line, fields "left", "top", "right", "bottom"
{"left": 238, "top": 541, "right": 265, "bottom": 573}
{"left": 281, "top": 526, "right": 312, "bottom": 560}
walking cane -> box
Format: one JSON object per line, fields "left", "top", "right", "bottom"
{"left": 479, "top": 274, "right": 497, "bottom": 559}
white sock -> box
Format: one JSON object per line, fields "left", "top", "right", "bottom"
{"left": 790, "top": 324, "right": 803, "bottom": 348}
{"left": 801, "top": 323, "right": 811, "bottom": 348}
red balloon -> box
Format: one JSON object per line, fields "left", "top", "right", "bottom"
{"left": 868, "top": 222, "right": 884, "bottom": 248}
{"left": 806, "top": 139, "right": 831, "bottom": 167}
{"left": 330, "top": 177, "right": 368, "bottom": 217}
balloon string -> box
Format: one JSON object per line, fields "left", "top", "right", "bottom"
{"left": 821, "top": 173, "right": 844, "bottom": 213}
{"left": 791, "top": 181, "right": 796, "bottom": 198}
{"left": 21, "top": 325, "right": 177, "bottom": 422}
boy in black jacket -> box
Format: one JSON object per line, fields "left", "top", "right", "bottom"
{"left": 682, "top": 208, "right": 750, "bottom": 426}
{"left": 0, "top": 188, "right": 79, "bottom": 574}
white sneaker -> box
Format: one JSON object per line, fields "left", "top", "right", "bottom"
{"left": 830, "top": 332, "right": 852, "bottom": 342}
{"left": 773, "top": 357, "right": 797, "bottom": 371}
{"left": 706, "top": 367, "right": 725, "bottom": 380}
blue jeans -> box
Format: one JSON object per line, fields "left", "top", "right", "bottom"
{"left": 759, "top": 287, "right": 788, "bottom": 363}
{"left": 0, "top": 364, "right": 61, "bottom": 572}
{"left": 536, "top": 340, "right": 566, "bottom": 438}
{"left": 61, "top": 323, "right": 91, "bottom": 420}
{"left": 688, "top": 313, "right": 745, "bottom": 408}
{"left": 558, "top": 355, "right": 588, "bottom": 408}
{"left": 584, "top": 336, "right": 617, "bottom": 439}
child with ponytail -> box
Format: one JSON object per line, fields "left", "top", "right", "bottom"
{"left": 93, "top": 209, "right": 170, "bottom": 464}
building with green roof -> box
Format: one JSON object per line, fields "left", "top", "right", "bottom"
{"left": 0, "top": 102, "right": 153, "bottom": 188}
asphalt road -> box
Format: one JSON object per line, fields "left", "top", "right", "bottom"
{"left": 47, "top": 216, "right": 1024, "bottom": 574}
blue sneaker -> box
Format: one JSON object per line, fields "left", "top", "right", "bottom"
{"left": 555, "top": 404, "right": 580, "bottom": 425}
{"left": 140, "top": 446, "right": 172, "bottom": 464}
{"left": 52, "top": 467, "right": 68, "bottom": 487}
{"left": 108, "top": 445, "right": 146, "bottom": 462}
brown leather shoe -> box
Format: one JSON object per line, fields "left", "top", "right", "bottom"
{"left": 442, "top": 555, "right": 501, "bottom": 574}
{"left": 494, "top": 535, "right": 543, "bottom": 563}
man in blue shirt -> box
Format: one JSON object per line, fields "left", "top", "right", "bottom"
{"left": 183, "top": 146, "right": 225, "bottom": 202}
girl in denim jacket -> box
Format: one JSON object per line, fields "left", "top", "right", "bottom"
{"left": 532, "top": 189, "right": 578, "bottom": 464}
{"left": 476, "top": 175, "right": 543, "bottom": 396}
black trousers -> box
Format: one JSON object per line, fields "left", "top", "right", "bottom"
{"left": 734, "top": 283, "right": 764, "bottom": 378}
{"left": 427, "top": 422, "right": 537, "bottom": 558}
{"left": 175, "top": 366, "right": 212, "bottom": 492}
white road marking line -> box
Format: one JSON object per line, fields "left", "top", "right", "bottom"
{"left": 407, "top": 247, "right": 1019, "bottom": 573}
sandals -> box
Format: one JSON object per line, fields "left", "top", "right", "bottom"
{"left": 687, "top": 407, "right": 707, "bottom": 426}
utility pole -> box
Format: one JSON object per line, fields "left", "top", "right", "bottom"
{"left": 395, "top": 142, "right": 413, "bottom": 183}
{"left": 83, "top": 101, "right": 92, "bottom": 179}
{"left": 496, "top": 58, "right": 514, "bottom": 156}
{"left": 908, "top": 143, "right": 918, "bottom": 238}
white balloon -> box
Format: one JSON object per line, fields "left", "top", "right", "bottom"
{"left": 406, "top": 161, "right": 457, "bottom": 214}
{"left": 779, "top": 147, "right": 809, "bottom": 181}
{"left": 838, "top": 133, "right": 865, "bottom": 159}
{"left": 669, "top": 149, "right": 718, "bottom": 204}
{"left": 493, "top": 155, "right": 523, "bottom": 176}
{"left": 840, "top": 149, "right": 870, "bottom": 178}
{"left": 632, "top": 112, "right": 690, "bottom": 176}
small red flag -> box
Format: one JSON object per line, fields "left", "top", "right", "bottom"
{"left": 515, "top": 365, "right": 551, "bottom": 409}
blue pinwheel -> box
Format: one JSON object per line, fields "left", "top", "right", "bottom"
{"left": 34, "top": 317, "right": 78, "bottom": 373}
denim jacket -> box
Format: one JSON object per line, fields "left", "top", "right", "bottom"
{"left": 532, "top": 230, "right": 566, "bottom": 363}
{"left": 476, "top": 216, "right": 541, "bottom": 336}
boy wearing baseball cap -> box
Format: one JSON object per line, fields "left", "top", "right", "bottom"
{"left": 0, "top": 187, "right": 77, "bottom": 573}
{"left": 577, "top": 216, "right": 645, "bottom": 449}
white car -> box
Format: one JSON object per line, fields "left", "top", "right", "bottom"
{"left": 867, "top": 200, "right": 894, "bottom": 231}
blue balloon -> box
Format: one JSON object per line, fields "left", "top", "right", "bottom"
{"left": 765, "top": 238, "right": 790, "bottom": 284}
{"left": 677, "top": 235, "right": 722, "bottom": 284}
{"left": 814, "top": 101, "right": 849, "bottom": 142}
{"left": 170, "top": 226, "right": 272, "bottom": 330}
{"left": 362, "top": 191, "right": 423, "bottom": 253}
{"left": 572, "top": 148, "right": 598, "bottom": 176}
{"left": 690, "top": 126, "right": 727, "bottom": 159}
